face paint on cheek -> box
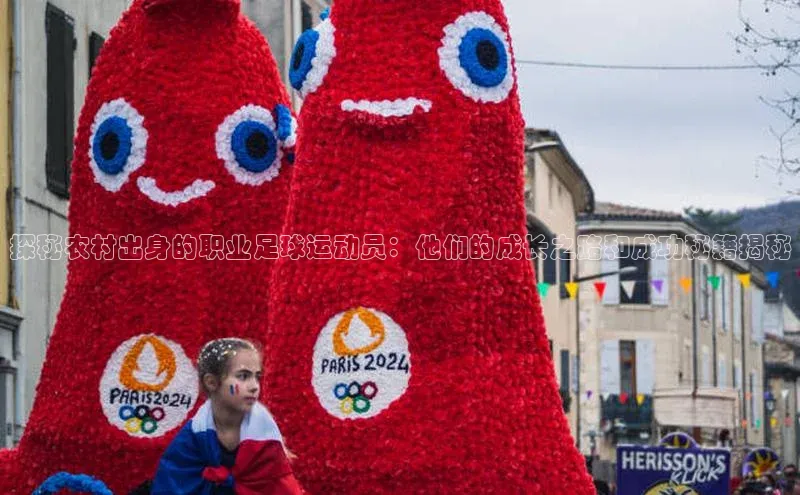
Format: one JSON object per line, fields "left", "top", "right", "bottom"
{"left": 230, "top": 384, "right": 239, "bottom": 396}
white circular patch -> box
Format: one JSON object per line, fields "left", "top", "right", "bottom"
{"left": 312, "top": 308, "right": 412, "bottom": 420}
{"left": 99, "top": 334, "right": 198, "bottom": 438}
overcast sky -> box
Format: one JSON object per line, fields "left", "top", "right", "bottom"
{"left": 504, "top": 0, "right": 800, "bottom": 213}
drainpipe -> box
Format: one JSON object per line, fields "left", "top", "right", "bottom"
{"left": 575, "top": 238, "right": 581, "bottom": 451}
{"left": 692, "top": 257, "right": 698, "bottom": 396}
{"left": 712, "top": 262, "right": 718, "bottom": 386}
{"left": 741, "top": 276, "right": 748, "bottom": 445}
{"left": 10, "top": 0, "right": 25, "bottom": 443}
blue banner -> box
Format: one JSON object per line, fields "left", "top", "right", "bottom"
{"left": 616, "top": 445, "right": 730, "bottom": 495}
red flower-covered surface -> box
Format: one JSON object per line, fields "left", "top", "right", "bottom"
{"left": 266, "top": 0, "right": 595, "bottom": 493}
{"left": 0, "top": 0, "right": 293, "bottom": 492}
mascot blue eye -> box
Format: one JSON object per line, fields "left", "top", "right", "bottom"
{"left": 89, "top": 99, "right": 148, "bottom": 192}
{"left": 216, "top": 104, "right": 294, "bottom": 186}
{"left": 289, "top": 29, "right": 320, "bottom": 91}
{"left": 231, "top": 120, "right": 277, "bottom": 173}
{"left": 458, "top": 28, "right": 508, "bottom": 88}
{"left": 92, "top": 117, "right": 133, "bottom": 175}
{"left": 287, "top": 18, "right": 336, "bottom": 97}
{"left": 439, "top": 12, "right": 514, "bottom": 103}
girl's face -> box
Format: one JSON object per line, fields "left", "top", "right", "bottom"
{"left": 213, "top": 348, "right": 262, "bottom": 414}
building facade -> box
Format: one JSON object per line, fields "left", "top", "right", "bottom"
{"left": 524, "top": 129, "right": 594, "bottom": 439}
{"left": 577, "top": 203, "right": 768, "bottom": 476}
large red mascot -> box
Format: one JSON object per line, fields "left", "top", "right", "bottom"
{"left": 266, "top": 0, "right": 595, "bottom": 493}
{"left": 0, "top": 0, "right": 294, "bottom": 492}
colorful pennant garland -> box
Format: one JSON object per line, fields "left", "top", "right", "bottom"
{"left": 620, "top": 281, "right": 636, "bottom": 299}
{"left": 737, "top": 273, "right": 751, "bottom": 288}
{"left": 707, "top": 275, "right": 721, "bottom": 290}
{"left": 537, "top": 282, "right": 550, "bottom": 298}
{"left": 680, "top": 277, "right": 692, "bottom": 294}
{"left": 766, "top": 271, "right": 780, "bottom": 288}
{"left": 593, "top": 282, "right": 606, "bottom": 300}
{"left": 565, "top": 282, "right": 578, "bottom": 300}
{"left": 636, "top": 394, "right": 645, "bottom": 406}
{"left": 651, "top": 279, "right": 664, "bottom": 294}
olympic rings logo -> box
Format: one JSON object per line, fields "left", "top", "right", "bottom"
{"left": 333, "top": 381, "right": 378, "bottom": 415}
{"left": 118, "top": 404, "right": 165, "bottom": 435}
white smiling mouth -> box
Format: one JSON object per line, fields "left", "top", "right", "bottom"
{"left": 136, "top": 176, "right": 216, "bottom": 207}
{"left": 341, "top": 98, "right": 433, "bottom": 118}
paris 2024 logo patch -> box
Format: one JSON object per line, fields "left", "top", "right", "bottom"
{"left": 100, "top": 334, "right": 198, "bottom": 437}
{"left": 312, "top": 308, "right": 411, "bottom": 420}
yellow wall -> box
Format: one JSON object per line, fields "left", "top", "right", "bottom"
{"left": 0, "top": 0, "right": 10, "bottom": 306}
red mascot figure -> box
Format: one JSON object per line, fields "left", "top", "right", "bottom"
{"left": 0, "top": 0, "right": 294, "bottom": 492}
{"left": 266, "top": 0, "right": 595, "bottom": 493}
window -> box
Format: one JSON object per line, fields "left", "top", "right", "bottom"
{"left": 89, "top": 32, "right": 104, "bottom": 76}
{"left": 733, "top": 360, "right": 741, "bottom": 390}
{"left": 542, "top": 243, "right": 556, "bottom": 285}
{"left": 718, "top": 355, "right": 727, "bottom": 387}
{"left": 301, "top": 1, "right": 313, "bottom": 32}
{"left": 559, "top": 249, "right": 572, "bottom": 299}
{"left": 620, "top": 341, "right": 637, "bottom": 395}
{"left": 620, "top": 245, "right": 650, "bottom": 304}
{"left": 721, "top": 274, "right": 728, "bottom": 331}
{"left": 702, "top": 346, "right": 711, "bottom": 386}
{"left": 46, "top": 4, "right": 75, "bottom": 198}
{"left": 700, "top": 264, "right": 710, "bottom": 321}
{"left": 733, "top": 279, "right": 742, "bottom": 340}
{"left": 560, "top": 350, "right": 570, "bottom": 392}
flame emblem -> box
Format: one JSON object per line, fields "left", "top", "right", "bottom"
{"left": 119, "top": 335, "right": 177, "bottom": 391}
{"left": 332, "top": 308, "right": 386, "bottom": 356}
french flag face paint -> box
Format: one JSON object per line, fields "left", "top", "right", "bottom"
{"left": 1, "top": 0, "right": 295, "bottom": 493}
{"left": 267, "top": 0, "right": 595, "bottom": 493}
{"left": 230, "top": 384, "right": 240, "bottom": 396}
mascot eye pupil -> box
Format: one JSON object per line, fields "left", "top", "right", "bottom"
{"left": 101, "top": 132, "right": 120, "bottom": 161}
{"left": 246, "top": 131, "right": 270, "bottom": 160}
{"left": 476, "top": 40, "right": 500, "bottom": 70}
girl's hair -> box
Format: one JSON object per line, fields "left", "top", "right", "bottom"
{"left": 197, "top": 338, "right": 260, "bottom": 392}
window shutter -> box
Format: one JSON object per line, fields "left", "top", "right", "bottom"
{"left": 650, "top": 242, "right": 669, "bottom": 306}
{"left": 543, "top": 243, "right": 557, "bottom": 285}
{"left": 751, "top": 288, "right": 764, "bottom": 344}
{"left": 715, "top": 269, "right": 723, "bottom": 331}
{"left": 635, "top": 339, "right": 655, "bottom": 394}
{"left": 722, "top": 275, "right": 729, "bottom": 331}
{"left": 733, "top": 280, "right": 742, "bottom": 340}
{"left": 718, "top": 355, "right": 727, "bottom": 387}
{"left": 46, "top": 4, "right": 75, "bottom": 198}
{"left": 559, "top": 250, "right": 571, "bottom": 299}
{"left": 600, "top": 340, "right": 620, "bottom": 396}
{"left": 560, "top": 350, "right": 570, "bottom": 392}
{"left": 601, "top": 242, "right": 620, "bottom": 305}
{"left": 89, "top": 32, "right": 105, "bottom": 77}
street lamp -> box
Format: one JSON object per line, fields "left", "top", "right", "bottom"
{"left": 574, "top": 265, "right": 638, "bottom": 459}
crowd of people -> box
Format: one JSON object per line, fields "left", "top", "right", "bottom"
{"left": 730, "top": 464, "right": 800, "bottom": 494}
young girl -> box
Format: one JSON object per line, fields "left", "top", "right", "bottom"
{"left": 151, "top": 338, "right": 304, "bottom": 495}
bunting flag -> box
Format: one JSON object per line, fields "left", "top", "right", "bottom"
{"left": 782, "top": 390, "right": 790, "bottom": 400}
{"left": 796, "top": 268, "right": 800, "bottom": 278}
{"left": 601, "top": 393, "right": 611, "bottom": 401}
{"left": 765, "top": 391, "right": 774, "bottom": 401}
{"left": 586, "top": 390, "right": 593, "bottom": 400}
{"left": 741, "top": 419, "right": 748, "bottom": 428}
{"left": 619, "top": 392, "right": 629, "bottom": 405}
{"left": 680, "top": 277, "right": 692, "bottom": 294}
{"left": 537, "top": 282, "right": 550, "bottom": 298}
{"left": 565, "top": 282, "right": 578, "bottom": 300}
{"left": 767, "top": 271, "right": 780, "bottom": 288}
{"left": 737, "top": 273, "right": 751, "bottom": 288}
{"left": 746, "top": 392, "right": 752, "bottom": 400}
{"left": 621, "top": 281, "right": 636, "bottom": 299}
{"left": 786, "top": 416, "right": 792, "bottom": 427}
{"left": 771, "top": 417, "right": 779, "bottom": 428}
{"left": 651, "top": 279, "right": 664, "bottom": 294}
{"left": 636, "top": 394, "right": 645, "bottom": 406}
{"left": 755, "top": 419, "right": 762, "bottom": 429}
{"left": 707, "top": 275, "right": 721, "bottom": 290}
{"left": 593, "top": 282, "right": 606, "bottom": 300}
